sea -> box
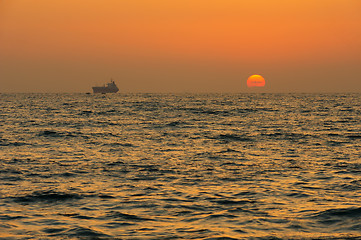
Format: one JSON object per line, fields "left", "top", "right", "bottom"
{"left": 0, "top": 93, "right": 360, "bottom": 240}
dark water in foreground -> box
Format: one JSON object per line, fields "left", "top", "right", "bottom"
{"left": 0, "top": 93, "right": 361, "bottom": 240}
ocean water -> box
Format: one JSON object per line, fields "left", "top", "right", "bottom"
{"left": 0, "top": 93, "right": 361, "bottom": 240}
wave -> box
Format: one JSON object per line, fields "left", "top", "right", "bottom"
{"left": 166, "top": 120, "right": 187, "bottom": 127}
{"left": 261, "top": 132, "right": 311, "bottom": 141}
{"left": 313, "top": 207, "right": 361, "bottom": 219}
{"left": 211, "top": 134, "right": 253, "bottom": 142}
{"left": 58, "top": 226, "right": 110, "bottom": 238}
{"left": 204, "top": 237, "right": 239, "bottom": 240}
{"left": 181, "top": 107, "right": 232, "bottom": 116}
{"left": 347, "top": 134, "right": 361, "bottom": 140}
{"left": 105, "top": 211, "right": 153, "bottom": 221}
{"left": 38, "top": 130, "right": 61, "bottom": 137}
{"left": 0, "top": 139, "right": 27, "bottom": 146}
{"left": 213, "top": 199, "right": 256, "bottom": 205}
{"left": 12, "top": 190, "right": 83, "bottom": 203}
{"left": 0, "top": 214, "right": 27, "bottom": 220}
{"left": 58, "top": 213, "right": 94, "bottom": 220}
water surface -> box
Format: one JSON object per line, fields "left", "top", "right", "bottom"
{"left": 1, "top": 93, "right": 361, "bottom": 239}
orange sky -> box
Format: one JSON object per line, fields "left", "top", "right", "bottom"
{"left": 1, "top": 0, "right": 361, "bottom": 92}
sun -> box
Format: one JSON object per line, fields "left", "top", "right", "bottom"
{"left": 247, "top": 75, "right": 265, "bottom": 88}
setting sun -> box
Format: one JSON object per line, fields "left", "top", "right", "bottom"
{"left": 247, "top": 74, "right": 265, "bottom": 88}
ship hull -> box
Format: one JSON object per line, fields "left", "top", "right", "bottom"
{"left": 92, "top": 87, "right": 119, "bottom": 94}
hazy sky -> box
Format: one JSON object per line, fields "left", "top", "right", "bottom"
{"left": 1, "top": 0, "right": 361, "bottom": 93}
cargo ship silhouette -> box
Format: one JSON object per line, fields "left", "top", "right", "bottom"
{"left": 92, "top": 79, "right": 119, "bottom": 93}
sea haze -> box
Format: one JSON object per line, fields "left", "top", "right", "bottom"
{"left": 0, "top": 93, "right": 361, "bottom": 239}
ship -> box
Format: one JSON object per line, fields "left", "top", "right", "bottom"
{"left": 92, "top": 79, "right": 119, "bottom": 94}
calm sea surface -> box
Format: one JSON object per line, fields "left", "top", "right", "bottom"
{"left": 0, "top": 93, "right": 361, "bottom": 240}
